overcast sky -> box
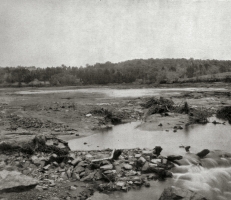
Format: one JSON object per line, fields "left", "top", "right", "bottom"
{"left": 1, "top": 0, "right": 231, "bottom": 67}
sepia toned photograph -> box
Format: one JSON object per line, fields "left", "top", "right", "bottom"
{"left": 0, "top": 0, "right": 231, "bottom": 199}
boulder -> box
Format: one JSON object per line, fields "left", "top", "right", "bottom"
{"left": 141, "top": 162, "right": 149, "bottom": 172}
{"left": 112, "top": 149, "right": 122, "bottom": 160}
{"left": 135, "top": 154, "right": 142, "bottom": 158}
{"left": 158, "top": 186, "right": 208, "bottom": 200}
{"left": 0, "top": 170, "right": 38, "bottom": 192}
{"left": 185, "top": 146, "right": 191, "bottom": 152}
{"left": 167, "top": 155, "right": 183, "bottom": 162}
{"left": 137, "top": 157, "right": 146, "bottom": 167}
{"left": 197, "top": 149, "right": 210, "bottom": 158}
{"left": 142, "top": 150, "right": 153, "bottom": 156}
{"left": 153, "top": 146, "right": 162, "bottom": 156}
{"left": 116, "top": 181, "right": 125, "bottom": 187}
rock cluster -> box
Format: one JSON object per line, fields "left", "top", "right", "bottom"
{"left": 0, "top": 146, "right": 178, "bottom": 199}
{"left": 159, "top": 186, "right": 208, "bottom": 200}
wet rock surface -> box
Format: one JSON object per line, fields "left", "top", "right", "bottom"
{"left": 159, "top": 186, "right": 208, "bottom": 200}
{"left": 0, "top": 144, "right": 180, "bottom": 199}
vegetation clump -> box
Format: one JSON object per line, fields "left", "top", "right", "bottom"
{"left": 217, "top": 106, "right": 231, "bottom": 123}
{"left": 189, "top": 108, "right": 213, "bottom": 124}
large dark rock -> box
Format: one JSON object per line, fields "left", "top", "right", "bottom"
{"left": 153, "top": 146, "right": 162, "bottom": 156}
{"left": 167, "top": 155, "right": 183, "bottom": 162}
{"left": 112, "top": 149, "right": 122, "bottom": 160}
{"left": 197, "top": 149, "right": 210, "bottom": 158}
{"left": 159, "top": 186, "right": 208, "bottom": 200}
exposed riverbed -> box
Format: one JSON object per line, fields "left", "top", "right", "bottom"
{"left": 69, "top": 117, "right": 231, "bottom": 154}
{"left": 1, "top": 86, "right": 231, "bottom": 200}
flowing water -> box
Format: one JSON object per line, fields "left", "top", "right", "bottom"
{"left": 106, "top": 151, "right": 231, "bottom": 200}
{"left": 69, "top": 118, "right": 231, "bottom": 155}
{"left": 69, "top": 118, "right": 231, "bottom": 200}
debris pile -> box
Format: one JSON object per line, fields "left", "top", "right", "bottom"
{"left": 0, "top": 145, "right": 180, "bottom": 198}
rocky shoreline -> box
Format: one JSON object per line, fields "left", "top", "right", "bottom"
{"left": 0, "top": 135, "right": 210, "bottom": 200}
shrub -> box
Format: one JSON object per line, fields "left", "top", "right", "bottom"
{"left": 217, "top": 106, "right": 231, "bottom": 123}
{"left": 189, "top": 108, "right": 212, "bottom": 124}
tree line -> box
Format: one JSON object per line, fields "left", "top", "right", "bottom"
{"left": 0, "top": 58, "right": 231, "bottom": 86}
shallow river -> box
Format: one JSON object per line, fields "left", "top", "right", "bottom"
{"left": 69, "top": 117, "right": 231, "bottom": 200}
{"left": 16, "top": 87, "right": 226, "bottom": 97}
{"left": 69, "top": 118, "right": 231, "bottom": 154}
{"left": 18, "top": 87, "right": 231, "bottom": 200}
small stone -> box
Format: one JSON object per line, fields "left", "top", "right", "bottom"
{"left": 150, "top": 159, "right": 161, "bottom": 164}
{"left": 142, "top": 150, "right": 153, "bottom": 156}
{"left": 85, "top": 154, "right": 93, "bottom": 160}
{"left": 35, "top": 185, "right": 43, "bottom": 192}
{"left": 52, "top": 154, "right": 58, "bottom": 158}
{"left": 72, "top": 173, "right": 80, "bottom": 180}
{"left": 144, "top": 182, "right": 150, "bottom": 187}
{"left": 100, "top": 164, "right": 113, "bottom": 171}
{"left": 53, "top": 162, "right": 59, "bottom": 167}
{"left": 43, "top": 164, "right": 50, "bottom": 170}
{"left": 135, "top": 154, "right": 142, "bottom": 158}
{"left": 104, "top": 170, "right": 113, "bottom": 174}
{"left": 66, "top": 168, "right": 72, "bottom": 178}
{"left": 70, "top": 186, "right": 77, "bottom": 190}
{"left": 74, "top": 166, "right": 85, "bottom": 174}
{"left": 141, "top": 162, "right": 149, "bottom": 172}
{"left": 116, "top": 181, "right": 125, "bottom": 187}
{"left": 71, "top": 157, "right": 82, "bottom": 166}
{"left": 123, "top": 164, "right": 132, "bottom": 170}
{"left": 60, "top": 162, "right": 65, "bottom": 168}
{"left": 42, "top": 186, "right": 48, "bottom": 190}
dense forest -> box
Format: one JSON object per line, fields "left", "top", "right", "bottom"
{"left": 0, "top": 58, "right": 231, "bottom": 86}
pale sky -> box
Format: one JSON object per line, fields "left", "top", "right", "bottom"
{"left": 1, "top": 0, "right": 231, "bottom": 67}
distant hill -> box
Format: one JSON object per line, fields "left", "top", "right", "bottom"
{"left": 0, "top": 58, "right": 231, "bottom": 86}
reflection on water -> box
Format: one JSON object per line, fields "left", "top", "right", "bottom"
{"left": 15, "top": 87, "right": 226, "bottom": 97}
{"left": 171, "top": 150, "right": 231, "bottom": 200}
{"left": 69, "top": 120, "right": 231, "bottom": 156}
